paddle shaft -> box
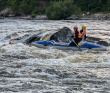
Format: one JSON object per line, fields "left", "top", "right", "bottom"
{"left": 72, "top": 39, "right": 82, "bottom": 51}
{"left": 67, "top": 35, "right": 82, "bottom": 51}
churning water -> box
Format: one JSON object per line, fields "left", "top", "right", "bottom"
{"left": 0, "top": 19, "right": 110, "bottom": 93}
{"left": 0, "top": 19, "right": 110, "bottom": 67}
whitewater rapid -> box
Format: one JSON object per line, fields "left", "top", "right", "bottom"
{"left": 0, "top": 19, "right": 110, "bottom": 93}
{"left": 0, "top": 19, "right": 110, "bottom": 68}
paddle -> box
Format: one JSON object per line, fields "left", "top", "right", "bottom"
{"left": 72, "top": 38, "right": 82, "bottom": 51}
{"left": 67, "top": 35, "right": 82, "bottom": 51}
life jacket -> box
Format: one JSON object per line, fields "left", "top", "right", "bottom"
{"left": 82, "top": 29, "right": 86, "bottom": 38}
{"left": 74, "top": 30, "right": 82, "bottom": 38}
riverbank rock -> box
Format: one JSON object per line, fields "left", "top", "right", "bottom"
{"left": 80, "top": 13, "right": 110, "bottom": 20}
{"left": 89, "top": 13, "right": 110, "bottom": 20}
{"left": 67, "top": 13, "right": 110, "bottom": 20}
{"left": 35, "top": 15, "right": 48, "bottom": 20}
{"left": 66, "top": 15, "right": 78, "bottom": 20}
{"left": 0, "top": 7, "right": 12, "bottom": 17}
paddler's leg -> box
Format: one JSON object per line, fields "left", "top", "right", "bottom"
{"left": 79, "top": 38, "right": 82, "bottom": 42}
{"left": 69, "top": 41, "right": 76, "bottom": 46}
{"left": 69, "top": 38, "right": 78, "bottom": 46}
{"left": 78, "top": 38, "right": 82, "bottom": 46}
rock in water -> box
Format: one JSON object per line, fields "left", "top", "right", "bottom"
{"left": 86, "top": 36, "right": 109, "bottom": 46}
{"left": 21, "top": 27, "right": 73, "bottom": 45}
{"left": 23, "top": 35, "right": 41, "bottom": 45}
{"left": 50, "top": 27, "right": 73, "bottom": 43}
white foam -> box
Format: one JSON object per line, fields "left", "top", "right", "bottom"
{"left": 0, "top": 19, "right": 110, "bottom": 68}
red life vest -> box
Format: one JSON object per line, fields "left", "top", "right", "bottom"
{"left": 74, "top": 30, "right": 82, "bottom": 38}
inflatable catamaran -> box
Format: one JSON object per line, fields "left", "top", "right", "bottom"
{"left": 31, "top": 40, "right": 107, "bottom": 51}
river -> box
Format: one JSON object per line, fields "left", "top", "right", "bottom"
{"left": 0, "top": 19, "right": 110, "bottom": 93}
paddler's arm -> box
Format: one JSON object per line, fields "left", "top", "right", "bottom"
{"left": 75, "top": 31, "right": 78, "bottom": 39}
{"left": 84, "top": 35, "right": 86, "bottom": 40}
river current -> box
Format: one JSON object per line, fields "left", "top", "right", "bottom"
{"left": 0, "top": 19, "right": 110, "bottom": 92}
{"left": 0, "top": 19, "right": 110, "bottom": 67}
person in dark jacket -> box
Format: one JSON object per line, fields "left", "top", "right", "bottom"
{"left": 69, "top": 26, "right": 82, "bottom": 46}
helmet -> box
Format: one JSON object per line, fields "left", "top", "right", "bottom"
{"left": 82, "top": 26, "right": 86, "bottom": 29}
{"left": 73, "top": 26, "right": 78, "bottom": 30}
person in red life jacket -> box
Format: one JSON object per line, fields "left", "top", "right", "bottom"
{"left": 80, "top": 26, "right": 86, "bottom": 41}
{"left": 69, "top": 26, "right": 82, "bottom": 46}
